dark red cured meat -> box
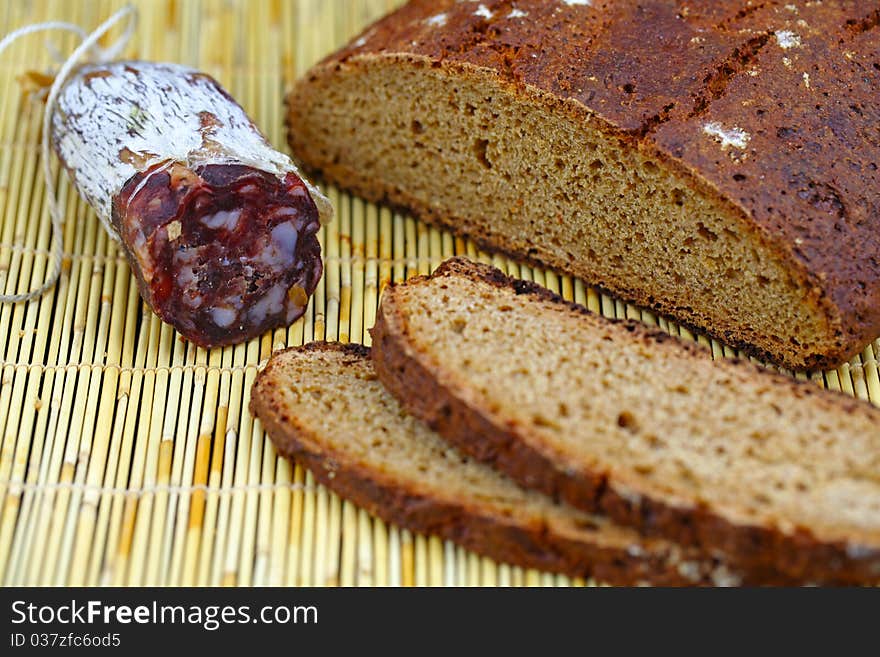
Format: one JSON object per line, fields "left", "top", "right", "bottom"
{"left": 112, "top": 162, "right": 322, "bottom": 347}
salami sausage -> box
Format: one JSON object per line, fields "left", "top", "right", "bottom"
{"left": 51, "top": 61, "right": 331, "bottom": 347}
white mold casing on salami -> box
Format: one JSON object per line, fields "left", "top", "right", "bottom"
{"left": 51, "top": 61, "right": 332, "bottom": 347}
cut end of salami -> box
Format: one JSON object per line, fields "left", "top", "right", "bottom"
{"left": 112, "top": 162, "right": 322, "bottom": 348}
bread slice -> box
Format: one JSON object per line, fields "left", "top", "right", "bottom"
{"left": 370, "top": 257, "right": 880, "bottom": 584}
{"left": 249, "top": 342, "right": 773, "bottom": 586}
{"left": 287, "top": 0, "right": 880, "bottom": 370}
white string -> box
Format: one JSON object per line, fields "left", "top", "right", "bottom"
{"left": 0, "top": 6, "right": 138, "bottom": 303}
{"left": 0, "top": 22, "right": 88, "bottom": 53}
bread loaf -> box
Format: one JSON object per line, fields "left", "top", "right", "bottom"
{"left": 370, "top": 257, "right": 880, "bottom": 584}
{"left": 287, "top": 0, "right": 880, "bottom": 370}
{"left": 249, "top": 342, "right": 797, "bottom": 585}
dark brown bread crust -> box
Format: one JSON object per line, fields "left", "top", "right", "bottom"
{"left": 288, "top": 0, "right": 880, "bottom": 370}
{"left": 369, "top": 257, "right": 880, "bottom": 585}
{"left": 251, "top": 342, "right": 807, "bottom": 585}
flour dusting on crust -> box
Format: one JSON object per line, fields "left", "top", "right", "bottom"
{"left": 775, "top": 30, "right": 802, "bottom": 49}
{"left": 425, "top": 13, "right": 448, "bottom": 27}
{"left": 473, "top": 4, "right": 493, "bottom": 19}
{"left": 703, "top": 121, "right": 751, "bottom": 151}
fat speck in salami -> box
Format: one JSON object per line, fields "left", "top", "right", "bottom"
{"left": 51, "top": 61, "right": 331, "bottom": 347}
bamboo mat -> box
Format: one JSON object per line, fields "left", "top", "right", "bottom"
{"left": 0, "top": 0, "right": 877, "bottom": 587}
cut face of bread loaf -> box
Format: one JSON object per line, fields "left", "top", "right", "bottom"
{"left": 287, "top": 0, "right": 880, "bottom": 370}
{"left": 370, "top": 257, "right": 880, "bottom": 584}
{"left": 249, "top": 342, "right": 768, "bottom": 586}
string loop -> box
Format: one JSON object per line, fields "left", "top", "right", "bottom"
{"left": 0, "top": 5, "right": 138, "bottom": 303}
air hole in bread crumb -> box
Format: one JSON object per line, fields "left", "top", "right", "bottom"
{"left": 451, "top": 317, "right": 467, "bottom": 333}
{"left": 671, "top": 188, "right": 685, "bottom": 206}
{"left": 752, "top": 493, "right": 771, "bottom": 506}
{"left": 473, "top": 139, "right": 492, "bottom": 169}
{"left": 617, "top": 411, "right": 638, "bottom": 432}
{"left": 411, "top": 119, "right": 424, "bottom": 134}
{"left": 696, "top": 222, "right": 718, "bottom": 241}
{"left": 532, "top": 414, "right": 561, "bottom": 430}
{"left": 574, "top": 518, "right": 600, "bottom": 531}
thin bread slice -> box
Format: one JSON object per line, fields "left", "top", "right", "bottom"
{"left": 370, "top": 257, "right": 880, "bottom": 585}
{"left": 249, "top": 342, "right": 765, "bottom": 586}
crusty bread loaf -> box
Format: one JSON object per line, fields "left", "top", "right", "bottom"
{"left": 287, "top": 0, "right": 880, "bottom": 370}
{"left": 249, "top": 342, "right": 769, "bottom": 585}
{"left": 370, "top": 257, "right": 880, "bottom": 584}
